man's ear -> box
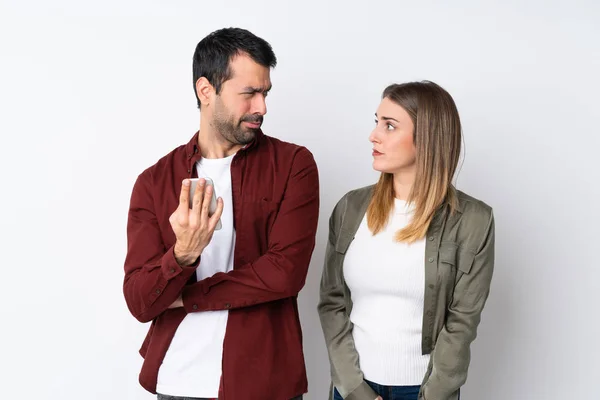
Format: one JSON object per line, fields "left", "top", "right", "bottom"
{"left": 195, "top": 77, "right": 214, "bottom": 107}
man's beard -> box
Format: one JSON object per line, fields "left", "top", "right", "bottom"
{"left": 213, "top": 98, "right": 263, "bottom": 146}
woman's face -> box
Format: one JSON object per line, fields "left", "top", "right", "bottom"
{"left": 370, "top": 97, "right": 416, "bottom": 174}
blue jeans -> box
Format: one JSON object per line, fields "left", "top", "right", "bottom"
{"left": 333, "top": 380, "right": 420, "bottom": 400}
{"left": 333, "top": 381, "right": 460, "bottom": 400}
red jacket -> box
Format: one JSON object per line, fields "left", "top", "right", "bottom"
{"left": 123, "top": 131, "right": 319, "bottom": 399}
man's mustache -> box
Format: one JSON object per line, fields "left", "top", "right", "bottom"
{"left": 241, "top": 115, "right": 263, "bottom": 124}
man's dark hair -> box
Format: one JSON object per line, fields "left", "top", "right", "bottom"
{"left": 192, "top": 27, "right": 277, "bottom": 108}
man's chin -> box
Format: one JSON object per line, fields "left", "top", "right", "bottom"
{"left": 234, "top": 129, "right": 256, "bottom": 145}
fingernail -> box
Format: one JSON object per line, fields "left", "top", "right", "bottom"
{"left": 183, "top": 179, "right": 190, "bottom": 186}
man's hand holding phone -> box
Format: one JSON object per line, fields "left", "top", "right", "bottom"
{"left": 169, "top": 178, "right": 224, "bottom": 266}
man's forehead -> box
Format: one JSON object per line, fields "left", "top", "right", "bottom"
{"left": 229, "top": 74, "right": 271, "bottom": 86}
{"left": 229, "top": 55, "right": 270, "bottom": 83}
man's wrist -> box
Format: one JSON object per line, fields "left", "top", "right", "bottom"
{"left": 174, "top": 244, "right": 200, "bottom": 266}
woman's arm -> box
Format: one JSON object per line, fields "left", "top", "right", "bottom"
{"left": 421, "top": 212, "right": 495, "bottom": 400}
{"left": 318, "top": 197, "right": 379, "bottom": 400}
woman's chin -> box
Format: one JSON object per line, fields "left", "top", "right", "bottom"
{"left": 372, "top": 161, "right": 389, "bottom": 173}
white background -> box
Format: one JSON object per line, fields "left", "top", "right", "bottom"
{"left": 1, "top": 0, "right": 599, "bottom": 399}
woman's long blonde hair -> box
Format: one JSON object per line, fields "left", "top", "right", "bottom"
{"left": 367, "top": 81, "right": 462, "bottom": 243}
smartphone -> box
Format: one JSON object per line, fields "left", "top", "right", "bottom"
{"left": 188, "top": 178, "right": 222, "bottom": 230}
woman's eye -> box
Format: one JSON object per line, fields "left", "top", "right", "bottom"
{"left": 386, "top": 123, "right": 394, "bottom": 131}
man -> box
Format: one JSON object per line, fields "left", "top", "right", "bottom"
{"left": 123, "top": 28, "right": 319, "bottom": 400}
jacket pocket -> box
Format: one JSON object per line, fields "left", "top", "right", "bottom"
{"left": 241, "top": 199, "right": 281, "bottom": 249}
{"left": 439, "top": 241, "right": 476, "bottom": 274}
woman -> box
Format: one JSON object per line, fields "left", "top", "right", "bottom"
{"left": 318, "top": 81, "right": 495, "bottom": 400}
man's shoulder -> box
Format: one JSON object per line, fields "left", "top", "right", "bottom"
{"left": 260, "top": 134, "right": 311, "bottom": 155}
{"left": 137, "top": 143, "right": 187, "bottom": 183}
{"left": 258, "top": 134, "right": 316, "bottom": 169}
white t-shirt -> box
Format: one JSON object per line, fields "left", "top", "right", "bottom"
{"left": 343, "top": 198, "right": 430, "bottom": 385}
{"left": 157, "top": 154, "right": 236, "bottom": 397}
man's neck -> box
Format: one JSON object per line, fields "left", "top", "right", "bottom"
{"left": 198, "top": 118, "right": 243, "bottom": 159}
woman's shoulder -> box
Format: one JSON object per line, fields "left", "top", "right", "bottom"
{"left": 454, "top": 190, "right": 494, "bottom": 242}
{"left": 336, "top": 184, "right": 374, "bottom": 210}
{"left": 341, "top": 184, "right": 375, "bottom": 203}
{"left": 329, "top": 184, "right": 374, "bottom": 224}
{"left": 456, "top": 190, "right": 493, "bottom": 218}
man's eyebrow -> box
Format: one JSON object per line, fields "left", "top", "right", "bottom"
{"left": 242, "top": 86, "right": 272, "bottom": 93}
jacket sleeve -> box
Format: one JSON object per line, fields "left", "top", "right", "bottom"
{"left": 421, "top": 211, "right": 495, "bottom": 400}
{"left": 317, "top": 197, "right": 379, "bottom": 400}
{"left": 180, "top": 147, "right": 319, "bottom": 312}
{"left": 123, "top": 171, "right": 199, "bottom": 323}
